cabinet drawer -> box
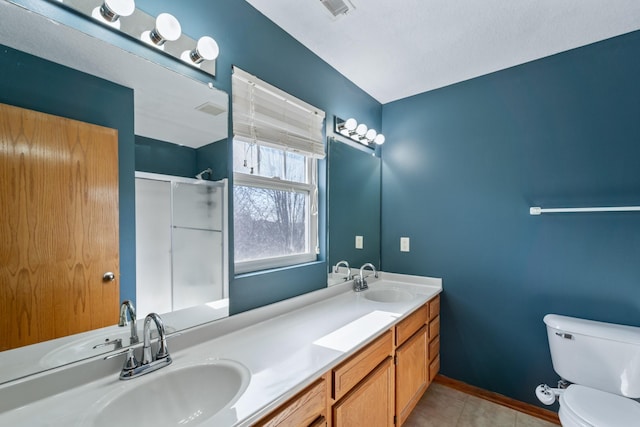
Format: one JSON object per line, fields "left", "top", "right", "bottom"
{"left": 428, "top": 335, "right": 440, "bottom": 362}
{"left": 429, "top": 354, "right": 440, "bottom": 381}
{"left": 428, "top": 315, "right": 440, "bottom": 341}
{"left": 333, "top": 330, "right": 393, "bottom": 401}
{"left": 396, "top": 305, "right": 428, "bottom": 347}
{"left": 428, "top": 295, "right": 440, "bottom": 321}
{"left": 256, "top": 378, "right": 326, "bottom": 427}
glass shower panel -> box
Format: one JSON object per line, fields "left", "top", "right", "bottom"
{"left": 172, "top": 228, "right": 223, "bottom": 310}
{"left": 172, "top": 182, "right": 223, "bottom": 231}
{"left": 135, "top": 179, "right": 172, "bottom": 315}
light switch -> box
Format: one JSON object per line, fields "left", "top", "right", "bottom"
{"left": 355, "top": 235, "right": 363, "bottom": 249}
{"left": 400, "top": 237, "right": 410, "bottom": 252}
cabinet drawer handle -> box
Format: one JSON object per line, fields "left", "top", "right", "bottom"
{"left": 103, "top": 272, "right": 116, "bottom": 282}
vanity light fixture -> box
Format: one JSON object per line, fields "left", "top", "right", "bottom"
{"left": 91, "top": 0, "right": 135, "bottom": 29}
{"left": 50, "top": 0, "right": 220, "bottom": 76}
{"left": 335, "top": 116, "right": 385, "bottom": 146}
{"left": 181, "top": 36, "right": 220, "bottom": 67}
{"left": 141, "top": 13, "right": 182, "bottom": 50}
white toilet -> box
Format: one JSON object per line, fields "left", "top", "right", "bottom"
{"left": 536, "top": 314, "right": 640, "bottom": 426}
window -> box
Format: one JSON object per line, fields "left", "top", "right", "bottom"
{"left": 232, "top": 67, "right": 325, "bottom": 273}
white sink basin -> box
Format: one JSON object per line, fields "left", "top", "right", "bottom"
{"left": 364, "top": 288, "right": 415, "bottom": 303}
{"left": 92, "top": 360, "right": 250, "bottom": 426}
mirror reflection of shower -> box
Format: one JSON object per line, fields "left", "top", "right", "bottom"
{"left": 134, "top": 172, "right": 228, "bottom": 318}
{"left": 195, "top": 167, "right": 213, "bottom": 180}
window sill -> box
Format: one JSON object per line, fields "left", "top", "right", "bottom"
{"left": 234, "top": 260, "right": 326, "bottom": 280}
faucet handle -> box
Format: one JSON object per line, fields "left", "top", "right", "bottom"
{"left": 104, "top": 347, "right": 140, "bottom": 377}
{"left": 122, "top": 348, "right": 139, "bottom": 370}
{"left": 92, "top": 338, "right": 123, "bottom": 350}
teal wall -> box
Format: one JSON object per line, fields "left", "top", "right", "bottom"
{"left": 135, "top": 136, "right": 228, "bottom": 181}
{"left": 135, "top": 136, "right": 198, "bottom": 178}
{"left": 0, "top": 43, "right": 137, "bottom": 304}
{"left": 380, "top": 30, "right": 640, "bottom": 406}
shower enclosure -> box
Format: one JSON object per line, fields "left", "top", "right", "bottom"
{"left": 135, "top": 172, "right": 228, "bottom": 316}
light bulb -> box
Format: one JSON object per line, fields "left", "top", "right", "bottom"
{"left": 374, "top": 134, "right": 385, "bottom": 145}
{"left": 345, "top": 118, "right": 357, "bottom": 131}
{"left": 91, "top": 0, "right": 135, "bottom": 29}
{"left": 365, "top": 129, "right": 377, "bottom": 141}
{"left": 181, "top": 36, "right": 219, "bottom": 66}
{"left": 338, "top": 118, "right": 357, "bottom": 136}
{"left": 355, "top": 123, "right": 367, "bottom": 136}
{"left": 104, "top": 0, "right": 135, "bottom": 17}
{"left": 141, "top": 13, "right": 181, "bottom": 49}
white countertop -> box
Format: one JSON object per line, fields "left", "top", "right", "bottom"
{"left": 0, "top": 273, "right": 441, "bottom": 426}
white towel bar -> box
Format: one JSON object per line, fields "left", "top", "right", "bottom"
{"left": 530, "top": 206, "right": 640, "bottom": 215}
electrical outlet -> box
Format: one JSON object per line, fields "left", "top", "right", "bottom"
{"left": 355, "top": 235, "right": 363, "bottom": 249}
{"left": 400, "top": 237, "right": 410, "bottom": 252}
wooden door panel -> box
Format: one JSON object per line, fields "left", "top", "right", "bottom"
{"left": 333, "top": 358, "right": 394, "bottom": 427}
{"left": 1, "top": 103, "right": 119, "bottom": 350}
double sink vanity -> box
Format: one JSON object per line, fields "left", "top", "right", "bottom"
{"left": 0, "top": 272, "right": 442, "bottom": 426}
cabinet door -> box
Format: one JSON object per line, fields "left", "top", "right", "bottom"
{"left": 333, "top": 358, "right": 394, "bottom": 427}
{"left": 396, "top": 325, "right": 428, "bottom": 425}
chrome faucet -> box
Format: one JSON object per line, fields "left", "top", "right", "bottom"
{"left": 354, "top": 263, "right": 378, "bottom": 292}
{"left": 118, "top": 300, "right": 138, "bottom": 345}
{"left": 141, "top": 313, "right": 170, "bottom": 365}
{"left": 114, "top": 312, "right": 172, "bottom": 380}
{"left": 334, "top": 260, "right": 351, "bottom": 281}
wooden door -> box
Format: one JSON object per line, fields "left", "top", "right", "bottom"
{"left": 396, "top": 326, "right": 428, "bottom": 425}
{"left": 0, "top": 103, "right": 120, "bottom": 351}
{"left": 333, "top": 358, "right": 394, "bottom": 427}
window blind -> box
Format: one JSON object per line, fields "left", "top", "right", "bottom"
{"left": 232, "top": 66, "right": 326, "bottom": 159}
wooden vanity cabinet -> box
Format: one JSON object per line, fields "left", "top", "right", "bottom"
{"left": 331, "top": 330, "right": 394, "bottom": 426}
{"left": 254, "top": 294, "right": 441, "bottom": 427}
{"left": 428, "top": 295, "right": 441, "bottom": 382}
{"left": 255, "top": 377, "right": 328, "bottom": 427}
{"left": 395, "top": 294, "right": 441, "bottom": 426}
{"left": 332, "top": 357, "right": 394, "bottom": 427}
{"left": 332, "top": 330, "right": 393, "bottom": 401}
{"left": 395, "top": 305, "right": 429, "bottom": 426}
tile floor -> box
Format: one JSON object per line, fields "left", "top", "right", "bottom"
{"left": 404, "top": 382, "right": 560, "bottom": 427}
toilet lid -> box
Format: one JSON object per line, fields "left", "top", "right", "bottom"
{"left": 561, "top": 385, "right": 640, "bottom": 427}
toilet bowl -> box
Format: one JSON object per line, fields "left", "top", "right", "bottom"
{"left": 558, "top": 385, "right": 640, "bottom": 427}
{"left": 537, "top": 314, "right": 640, "bottom": 427}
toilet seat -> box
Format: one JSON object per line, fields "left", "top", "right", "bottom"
{"left": 559, "top": 385, "right": 640, "bottom": 427}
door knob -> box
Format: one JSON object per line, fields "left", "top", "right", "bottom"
{"left": 103, "top": 272, "right": 116, "bottom": 282}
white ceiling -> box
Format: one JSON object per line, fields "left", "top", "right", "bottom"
{"left": 246, "top": 0, "right": 640, "bottom": 104}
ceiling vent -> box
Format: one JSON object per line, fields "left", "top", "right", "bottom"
{"left": 195, "top": 102, "right": 226, "bottom": 116}
{"left": 320, "top": 0, "right": 354, "bottom": 17}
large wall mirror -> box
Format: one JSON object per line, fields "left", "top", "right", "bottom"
{"left": 0, "top": 0, "right": 228, "bottom": 383}
{"left": 327, "top": 137, "right": 381, "bottom": 284}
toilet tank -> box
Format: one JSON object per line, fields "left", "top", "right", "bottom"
{"left": 544, "top": 314, "right": 640, "bottom": 398}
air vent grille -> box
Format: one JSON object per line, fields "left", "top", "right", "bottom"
{"left": 320, "top": 0, "right": 352, "bottom": 17}
{"left": 195, "top": 102, "right": 226, "bottom": 116}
